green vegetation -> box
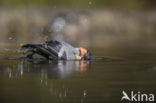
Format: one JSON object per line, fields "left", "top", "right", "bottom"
{"left": 0, "top": 0, "right": 156, "bottom": 9}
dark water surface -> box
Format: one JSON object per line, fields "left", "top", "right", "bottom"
{"left": 0, "top": 55, "right": 156, "bottom": 103}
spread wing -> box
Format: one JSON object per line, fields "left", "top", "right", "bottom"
{"left": 21, "top": 40, "right": 66, "bottom": 60}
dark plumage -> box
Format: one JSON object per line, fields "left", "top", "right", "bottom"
{"left": 22, "top": 40, "right": 91, "bottom": 60}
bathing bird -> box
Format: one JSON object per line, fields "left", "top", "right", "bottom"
{"left": 22, "top": 40, "right": 91, "bottom": 60}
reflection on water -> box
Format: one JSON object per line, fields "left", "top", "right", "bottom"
{"left": 0, "top": 60, "right": 90, "bottom": 103}
{"left": 2, "top": 60, "right": 89, "bottom": 79}
{"left": 0, "top": 58, "right": 156, "bottom": 103}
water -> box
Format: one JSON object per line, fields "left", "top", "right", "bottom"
{"left": 0, "top": 53, "right": 156, "bottom": 103}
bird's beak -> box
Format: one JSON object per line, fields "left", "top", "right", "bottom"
{"left": 84, "top": 51, "right": 91, "bottom": 60}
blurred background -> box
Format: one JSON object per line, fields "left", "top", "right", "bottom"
{"left": 0, "top": 0, "right": 156, "bottom": 57}
{"left": 1, "top": 1, "right": 156, "bottom": 103}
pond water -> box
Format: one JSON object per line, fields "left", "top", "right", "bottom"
{"left": 0, "top": 47, "right": 156, "bottom": 103}
{"left": 0, "top": 52, "right": 156, "bottom": 103}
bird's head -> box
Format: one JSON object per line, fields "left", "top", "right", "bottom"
{"left": 78, "top": 47, "right": 91, "bottom": 60}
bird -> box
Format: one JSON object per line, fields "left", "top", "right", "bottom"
{"left": 21, "top": 40, "right": 91, "bottom": 60}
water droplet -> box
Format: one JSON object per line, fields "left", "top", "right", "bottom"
{"left": 89, "top": 1, "right": 92, "bottom": 5}
{"left": 8, "top": 37, "right": 12, "bottom": 40}
{"left": 17, "top": 49, "right": 22, "bottom": 53}
{"left": 20, "top": 43, "right": 24, "bottom": 46}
